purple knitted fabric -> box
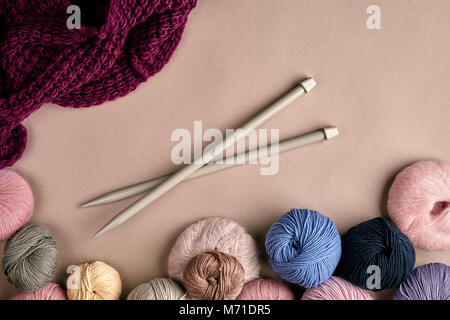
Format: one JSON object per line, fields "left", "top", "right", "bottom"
{"left": 0, "top": 0, "right": 196, "bottom": 168}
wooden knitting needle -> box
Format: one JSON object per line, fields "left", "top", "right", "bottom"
{"left": 82, "top": 126, "right": 338, "bottom": 207}
{"left": 93, "top": 78, "right": 316, "bottom": 237}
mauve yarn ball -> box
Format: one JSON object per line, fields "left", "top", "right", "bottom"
{"left": 127, "top": 278, "right": 187, "bottom": 300}
{"left": 67, "top": 261, "right": 122, "bottom": 300}
{"left": 183, "top": 250, "right": 245, "bottom": 300}
{"left": 301, "top": 276, "right": 373, "bottom": 300}
{"left": 338, "top": 217, "right": 415, "bottom": 291}
{"left": 3, "top": 224, "right": 58, "bottom": 291}
{"left": 11, "top": 283, "right": 66, "bottom": 300}
{"left": 265, "top": 209, "right": 341, "bottom": 288}
{"left": 394, "top": 263, "right": 450, "bottom": 300}
{"left": 0, "top": 170, "right": 33, "bottom": 240}
{"left": 388, "top": 160, "right": 450, "bottom": 251}
{"left": 168, "top": 217, "right": 260, "bottom": 284}
{"left": 237, "top": 279, "right": 295, "bottom": 300}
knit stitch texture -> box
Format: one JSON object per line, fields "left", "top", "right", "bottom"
{"left": 0, "top": 0, "right": 197, "bottom": 168}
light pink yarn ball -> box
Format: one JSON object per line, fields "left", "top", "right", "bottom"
{"left": 237, "top": 279, "right": 294, "bottom": 300}
{"left": 168, "top": 217, "right": 260, "bottom": 283}
{"left": 0, "top": 170, "right": 33, "bottom": 240}
{"left": 11, "top": 283, "right": 66, "bottom": 300}
{"left": 301, "top": 276, "right": 373, "bottom": 300}
{"left": 387, "top": 160, "right": 450, "bottom": 251}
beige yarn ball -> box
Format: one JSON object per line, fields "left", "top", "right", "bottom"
{"left": 66, "top": 261, "right": 122, "bottom": 300}
{"left": 127, "top": 278, "right": 187, "bottom": 300}
{"left": 168, "top": 217, "right": 260, "bottom": 284}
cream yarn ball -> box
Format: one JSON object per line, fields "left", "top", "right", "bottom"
{"left": 66, "top": 261, "right": 122, "bottom": 300}
{"left": 127, "top": 278, "right": 187, "bottom": 300}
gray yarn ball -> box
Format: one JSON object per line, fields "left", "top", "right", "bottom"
{"left": 127, "top": 278, "right": 188, "bottom": 300}
{"left": 2, "top": 224, "right": 58, "bottom": 291}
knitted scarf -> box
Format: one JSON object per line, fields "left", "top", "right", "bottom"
{"left": 0, "top": 0, "right": 197, "bottom": 168}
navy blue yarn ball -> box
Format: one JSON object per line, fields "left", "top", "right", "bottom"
{"left": 265, "top": 209, "right": 342, "bottom": 288}
{"left": 339, "top": 217, "right": 416, "bottom": 291}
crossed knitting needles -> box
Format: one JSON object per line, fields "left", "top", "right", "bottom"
{"left": 84, "top": 78, "right": 339, "bottom": 237}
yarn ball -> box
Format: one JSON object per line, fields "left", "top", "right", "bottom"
{"left": 0, "top": 170, "right": 33, "bottom": 240}
{"left": 394, "top": 263, "right": 450, "bottom": 300}
{"left": 183, "top": 250, "right": 245, "bottom": 300}
{"left": 168, "top": 217, "right": 260, "bottom": 283}
{"left": 127, "top": 278, "right": 187, "bottom": 300}
{"left": 11, "top": 283, "right": 66, "bottom": 300}
{"left": 3, "top": 224, "right": 58, "bottom": 291}
{"left": 387, "top": 160, "right": 450, "bottom": 251}
{"left": 237, "top": 279, "right": 295, "bottom": 300}
{"left": 301, "top": 276, "right": 373, "bottom": 300}
{"left": 339, "top": 217, "right": 415, "bottom": 290}
{"left": 265, "top": 209, "right": 341, "bottom": 288}
{"left": 67, "top": 261, "right": 121, "bottom": 300}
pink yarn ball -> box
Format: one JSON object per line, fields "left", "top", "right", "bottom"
{"left": 0, "top": 170, "right": 33, "bottom": 240}
{"left": 237, "top": 279, "right": 294, "bottom": 300}
{"left": 301, "top": 276, "right": 373, "bottom": 300}
{"left": 11, "top": 283, "right": 66, "bottom": 300}
{"left": 387, "top": 160, "right": 450, "bottom": 250}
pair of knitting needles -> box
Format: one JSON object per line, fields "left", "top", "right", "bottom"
{"left": 88, "top": 78, "right": 337, "bottom": 237}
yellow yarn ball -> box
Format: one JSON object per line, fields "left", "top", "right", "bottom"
{"left": 66, "top": 261, "right": 122, "bottom": 300}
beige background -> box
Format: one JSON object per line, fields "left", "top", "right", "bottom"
{"left": 1, "top": 0, "right": 449, "bottom": 299}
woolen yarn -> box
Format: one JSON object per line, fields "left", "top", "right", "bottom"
{"left": 237, "top": 279, "right": 295, "bottom": 300}
{"left": 301, "top": 276, "right": 373, "bottom": 300}
{"left": 127, "top": 278, "right": 187, "bottom": 300}
{"left": 2, "top": 224, "right": 58, "bottom": 291}
{"left": 11, "top": 283, "right": 66, "bottom": 300}
{"left": 265, "top": 209, "right": 341, "bottom": 288}
{"left": 387, "top": 160, "right": 450, "bottom": 250}
{"left": 0, "top": 170, "right": 33, "bottom": 240}
{"left": 67, "top": 261, "right": 122, "bottom": 300}
{"left": 339, "top": 217, "right": 415, "bottom": 290}
{"left": 183, "top": 250, "right": 245, "bottom": 300}
{"left": 168, "top": 217, "right": 260, "bottom": 284}
{"left": 394, "top": 263, "right": 450, "bottom": 300}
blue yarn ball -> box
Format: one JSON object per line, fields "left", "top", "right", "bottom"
{"left": 339, "top": 217, "right": 416, "bottom": 291}
{"left": 265, "top": 209, "right": 341, "bottom": 288}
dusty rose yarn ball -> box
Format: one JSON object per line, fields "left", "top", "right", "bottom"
{"left": 301, "top": 276, "right": 373, "bottom": 300}
{"left": 11, "top": 283, "right": 66, "bottom": 300}
{"left": 237, "top": 279, "right": 295, "bottom": 300}
{"left": 168, "top": 217, "right": 260, "bottom": 300}
{"left": 387, "top": 160, "right": 450, "bottom": 250}
{"left": 183, "top": 250, "right": 245, "bottom": 300}
{"left": 0, "top": 170, "right": 33, "bottom": 240}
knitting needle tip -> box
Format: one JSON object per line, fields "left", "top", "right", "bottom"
{"left": 81, "top": 197, "right": 108, "bottom": 208}
{"left": 93, "top": 224, "right": 112, "bottom": 238}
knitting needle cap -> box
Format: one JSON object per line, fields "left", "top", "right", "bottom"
{"left": 323, "top": 126, "right": 339, "bottom": 140}
{"left": 300, "top": 78, "right": 316, "bottom": 93}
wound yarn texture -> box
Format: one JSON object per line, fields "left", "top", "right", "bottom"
{"left": 338, "top": 217, "right": 416, "bottom": 291}
{"left": 11, "top": 282, "right": 67, "bottom": 300}
{"left": 265, "top": 209, "right": 341, "bottom": 288}
{"left": 0, "top": 0, "right": 197, "bottom": 168}
{"left": 393, "top": 263, "right": 450, "bottom": 300}
{"left": 127, "top": 277, "right": 187, "bottom": 300}
{"left": 183, "top": 250, "right": 245, "bottom": 300}
{"left": 2, "top": 224, "right": 58, "bottom": 291}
